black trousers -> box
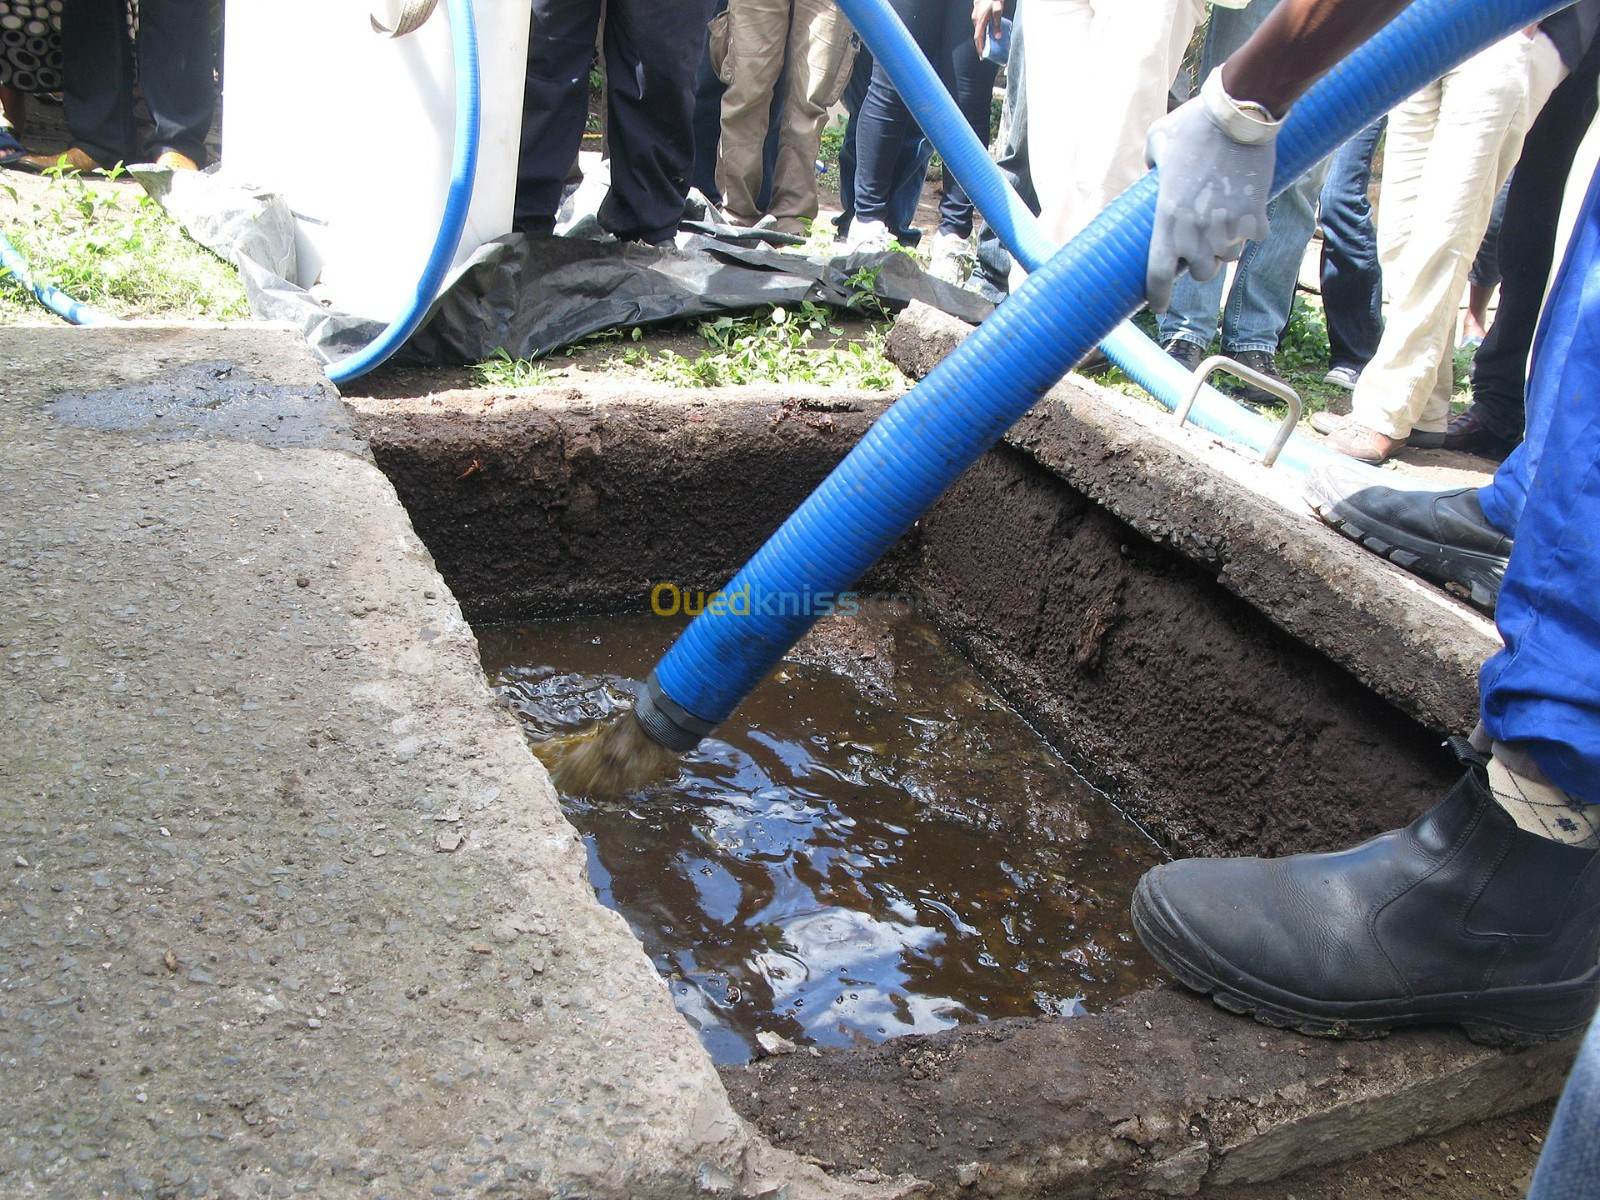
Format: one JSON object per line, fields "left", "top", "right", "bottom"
{"left": 1469, "top": 34, "right": 1600, "bottom": 443}
{"left": 62, "top": 0, "right": 215, "bottom": 166}
{"left": 517, "top": 0, "right": 716, "bottom": 243}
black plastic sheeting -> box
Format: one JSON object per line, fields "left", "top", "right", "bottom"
{"left": 140, "top": 167, "right": 992, "bottom": 370}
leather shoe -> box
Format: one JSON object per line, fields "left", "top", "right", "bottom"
{"left": 1303, "top": 462, "right": 1510, "bottom": 613}
{"left": 1223, "top": 348, "right": 1289, "bottom": 408}
{"left": 1443, "top": 404, "right": 1518, "bottom": 462}
{"left": 16, "top": 145, "right": 102, "bottom": 174}
{"left": 1132, "top": 752, "right": 1600, "bottom": 1046}
{"left": 154, "top": 150, "right": 199, "bottom": 171}
{"left": 1163, "top": 337, "right": 1207, "bottom": 374}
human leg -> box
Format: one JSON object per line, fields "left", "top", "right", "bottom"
{"left": 932, "top": 9, "right": 998, "bottom": 240}
{"left": 1156, "top": 0, "right": 1263, "bottom": 349}
{"left": 851, "top": 0, "right": 930, "bottom": 231}
{"left": 1349, "top": 34, "right": 1561, "bottom": 445}
{"left": 765, "top": 0, "right": 854, "bottom": 225}
{"left": 716, "top": 0, "right": 792, "bottom": 224}
{"left": 60, "top": 0, "right": 134, "bottom": 166}
{"left": 1218, "top": 162, "right": 1325, "bottom": 355}
{"left": 1464, "top": 35, "right": 1600, "bottom": 449}
{"left": 1318, "top": 118, "right": 1386, "bottom": 376}
{"left": 1527, "top": 1003, "right": 1600, "bottom": 1200}
{"left": 600, "top": 0, "right": 718, "bottom": 242}
{"left": 516, "top": 0, "right": 603, "bottom": 232}
{"left": 136, "top": 0, "right": 217, "bottom": 166}
{"left": 972, "top": 9, "right": 1035, "bottom": 299}
{"left": 1479, "top": 165, "right": 1600, "bottom": 807}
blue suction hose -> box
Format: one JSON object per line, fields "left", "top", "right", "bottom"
{"left": 0, "top": 229, "right": 117, "bottom": 325}
{"left": 0, "top": 0, "right": 480, "bottom": 388}
{"left": 632, "top": 0, "right": 1568, "bottom": 753}
{"left": 834, "top": 0, "right": 1362, "bottom": 474}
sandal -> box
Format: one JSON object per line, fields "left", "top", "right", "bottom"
{"left": 0, "top": 126, "right": 25, "bottom": 167}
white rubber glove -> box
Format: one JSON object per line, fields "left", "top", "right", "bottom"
{"left": 1144, "top": 68, "right": 1281, "bottom": 313}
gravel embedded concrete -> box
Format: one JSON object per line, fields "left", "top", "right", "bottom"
{"left": 0, "top": 325, "right": 906, "bottom": 1200}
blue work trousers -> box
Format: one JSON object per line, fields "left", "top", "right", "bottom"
{"left": 1478, "top": 160, "right": 1600, "bottom": 808}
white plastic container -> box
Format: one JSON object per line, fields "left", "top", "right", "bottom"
{"left": 220, "top": 0, "right": 530, "bottom": 323}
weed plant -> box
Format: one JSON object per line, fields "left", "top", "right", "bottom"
{"left": 622, "top": 302, "right": 902, "bottom": 389}
{"left": 1, "top": 168, "right": 248, "bottom": 323}
{"left": 474, "top": 348, "right": 559, "bottom": 388}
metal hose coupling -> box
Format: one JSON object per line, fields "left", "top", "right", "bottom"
{"left": 634, "top": 672, "right": 717, "bottom": 753}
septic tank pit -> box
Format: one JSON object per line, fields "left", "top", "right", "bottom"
{"left": 346, "top": 374, "right": 1576, "bottom": 1197}
{"left": 480, "top": 603, "right": 1164, "bottom": 1064}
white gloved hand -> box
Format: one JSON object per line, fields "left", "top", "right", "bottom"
{"left": 1144, "top": 68, "right": 1281, "bottom": 313}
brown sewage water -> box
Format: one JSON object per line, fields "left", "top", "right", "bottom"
{"left": 478, "top": 601, "right": 1166, "bottom": 1064}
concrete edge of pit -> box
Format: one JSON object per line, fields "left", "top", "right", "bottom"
{"left": 885, "top": 302, "right": 1498, "bottom": 741}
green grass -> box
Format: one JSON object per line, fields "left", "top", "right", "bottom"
{"left": 621, "top": 302, "right": 902, "bottom": 389}
{"left": 1, "top": 168, "right": 249, "bottom": 324}
{"left": 473, "top": 348, "right": 559, "bottom": 388}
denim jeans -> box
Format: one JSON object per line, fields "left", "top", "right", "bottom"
{"left": 1527, "top": 1003, "right": 1600, "bottom": 1200}
{"left": 835, "top": 44, "right": 931, "bottom": 242}
{"left": 972, "top": 10, "right": 1036, "bottom": 301}
{"left": 852, "top": 0, "right": 993, "bottom": 238}
{"left": 1155, "top": 0, "right": 1324, "bottom": 354}
{"left": 1318, "top": 118, "right": 1385, "bottom": 372}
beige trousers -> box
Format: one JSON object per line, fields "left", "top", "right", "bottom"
{"left": 1351, "top": 31, "right": 1564, "bottom": 439}
{"left": 715, "top": 0, "right": 855, "bottom": 225}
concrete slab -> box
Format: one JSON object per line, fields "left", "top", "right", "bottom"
{"left": 0, "top": 326, "right": 906, "bottom": 1200}
{"left": 887, "top": 303, "right": 1499, "bottom": 740}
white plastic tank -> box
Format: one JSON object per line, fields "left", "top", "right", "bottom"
{"left": 220, "top": 0, "right": 531, "bottom": 323}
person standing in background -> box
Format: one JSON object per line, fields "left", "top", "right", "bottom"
{"left": 715, "top": 0, "right": 856, "bottom": 235}
{"left": 18, "top": 0, "right": 213, "bottom": 172}
{"left": 516, "top": 0, "right": 717, "bottom": 245}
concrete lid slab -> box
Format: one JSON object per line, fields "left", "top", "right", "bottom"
{"left": 0, "top": 326, "right": 911, "bottom": 1200}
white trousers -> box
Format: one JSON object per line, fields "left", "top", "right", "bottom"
{"left": 1021, "top": 0, "right": 1203, "bottom": 248}
{"left": 1351, "top": 30, "right": 1564, "bottom": 439}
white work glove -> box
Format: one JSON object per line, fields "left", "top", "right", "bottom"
{"left": 1144, "top": 67, "right": 1281, "bottom": 312}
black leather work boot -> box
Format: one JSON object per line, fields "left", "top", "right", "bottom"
{"left": 1132, "top": 755, "right": 1600, "bottom": 1047}
{"left": 1304, "top": 463, "right": 1512, "bottom": 615}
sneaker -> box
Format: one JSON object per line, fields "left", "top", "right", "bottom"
{"left": 1162, "top": 337, "right": 1208, "bottom": 374}
{"left": 1323, "top": 364, "right": 1361, "bottom": 389}
{"left": 1132, "top": 751, "right": 1600, "bottom": 1047}
{"left": 928, "top": 230, "right": 976, "bottom": 285}
{"left": 1224, "top": 348, "right": 1288, "bottom": 408}
{"left": 1303, "top": 461, "right": 1510, "bottom": 612}
{"left": 1310, "top": 410, "right": 1445, "bottom": 453}
{"left": 843, "top": 218, "right": 892, "bottom": 254}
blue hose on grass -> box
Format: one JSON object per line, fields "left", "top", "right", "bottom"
{"left": 631, "top": 0, "right": 1569, "bottom": 753}
{"left": 0, "top": 230, "right": 117, "bottom": 325}
{"left": 0, "top": 0, "right": 480, "bottom": 388}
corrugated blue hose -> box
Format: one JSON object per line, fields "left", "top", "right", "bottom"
{"left": 0, "top": 0, "right": 480, "bottom": 388}
{"left": 0, "top": 228, "right": 118, "bottom": 325}
{"left": 635, "top": 0, "right": 1569, "bottom": 752}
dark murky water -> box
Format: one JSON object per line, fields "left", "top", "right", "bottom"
{"left": 478, "top": 601, "right": 1165, "bottom": 1064}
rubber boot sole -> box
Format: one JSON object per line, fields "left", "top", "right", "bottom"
{"left": 1132, "top": 876, "right": 1599, "bottom": 1048}
{"left": 1303, "top": 472, "right": 1506, "bottom": 616}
